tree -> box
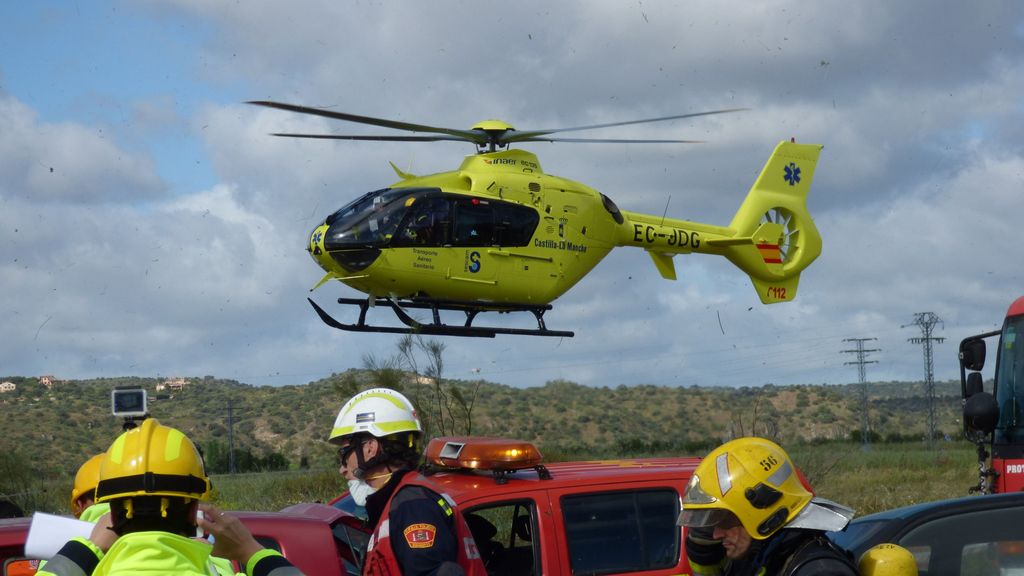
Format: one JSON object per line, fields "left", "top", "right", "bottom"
{"left": 344, "top": 335, "right": 481, "bottom": 438}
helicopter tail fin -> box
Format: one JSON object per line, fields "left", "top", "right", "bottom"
{"left": 713, "top": 140, "right": 823, "bottom": 304}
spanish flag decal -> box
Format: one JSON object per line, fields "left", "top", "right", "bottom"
{"left": 404, "top": 523, "right": 437, "bottom": 549}
{"left": 756, "top": 243, "right": 782, "bottom": 264}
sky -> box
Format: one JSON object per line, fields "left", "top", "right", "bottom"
{"left": 1, "top": 1, "right": 1022, "bottom": 391}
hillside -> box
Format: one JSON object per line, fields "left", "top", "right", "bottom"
{"left": 0, "top": 372, "right": 966, "bottom": 479}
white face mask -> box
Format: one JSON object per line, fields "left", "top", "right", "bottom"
{"left": 347, "top": 478, "right": 377, "bottom": 507}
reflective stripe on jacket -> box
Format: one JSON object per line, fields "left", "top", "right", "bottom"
{"left": 37, "top": 532, "right": 297, "bottom": 576}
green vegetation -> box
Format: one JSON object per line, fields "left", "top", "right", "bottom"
{"left": 0, "top": 373, "right": 973, "bottom": 517}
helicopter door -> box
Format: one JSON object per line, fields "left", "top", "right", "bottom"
{"left": 450, "top": 198, "right": 498, "bottom": 286}
{"left": 392, "top": 196, "right": 451, "bottom": 248}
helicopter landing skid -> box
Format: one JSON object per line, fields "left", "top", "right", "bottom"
{"left": 308, "top": 297, "right": 574, "bottom": 338}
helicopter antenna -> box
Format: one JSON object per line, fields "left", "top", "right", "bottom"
{"left": 660, "top": 195, "right": 672, "bottom": 226}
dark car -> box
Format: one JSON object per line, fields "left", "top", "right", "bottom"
{"left": 828, "top": 491, "right": 1024, "bottom": 576}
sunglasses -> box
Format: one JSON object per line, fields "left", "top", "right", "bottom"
{"left": 337, "top": 439, "right": 363, "bottom": 464}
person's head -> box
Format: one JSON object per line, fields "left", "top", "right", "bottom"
{"left": 859, "top": 543, "right": 918, "bottom": 576}
{"left": 679, "top": 437, "right": 821, "bottom": 560}
{"left": 95, "top": 418, "right": 210, "bottom": 536}
{"left": 70, "top": 453, "right": 105, "bottom": 518}
{"left": 329, "top": 388, "right": 422, "bottom": 492}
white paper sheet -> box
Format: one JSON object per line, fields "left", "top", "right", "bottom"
{"left": 24, "top": 512, "right": 95, "bottom": 559}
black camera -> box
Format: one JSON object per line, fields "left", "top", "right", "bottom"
{"left": 111, "top": 387, "right": 148, "bottom": 418}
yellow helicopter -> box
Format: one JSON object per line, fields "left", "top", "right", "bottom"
{"left": 252, "top": 101, "right": 823, "bottom": 338}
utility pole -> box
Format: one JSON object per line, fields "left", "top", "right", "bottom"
{"left": 842, "top": 338, "right": 879, "bottom": 449}
{"left": 905, "top": 312, "right": 945, "bottom": 449}
{"left": 228, "top": 398, "right": 236, "bottom": 475}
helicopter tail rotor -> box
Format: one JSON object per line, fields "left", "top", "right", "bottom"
{"left": 719, "top": 141, "right": 823, "bottom": 303}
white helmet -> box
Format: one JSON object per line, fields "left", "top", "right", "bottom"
{"left": 329, "top": 388, "right": 422, "bottom": 444}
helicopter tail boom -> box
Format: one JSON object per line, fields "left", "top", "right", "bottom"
{"left": 617, "top": 141, "right": 822, "bottom": 304}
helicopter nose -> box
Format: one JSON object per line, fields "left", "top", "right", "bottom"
{"left": 309, "top": 223, "right": 328, "bottom": 256}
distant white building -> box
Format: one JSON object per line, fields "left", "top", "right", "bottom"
{"left": 0, "top": 382, "right": 15, "bottom": 393}
{"left": 38, "top": 375, "right": 58, "bottom": 389}
{"left": 156, "top": 377, "right": 189, "bottom": 392}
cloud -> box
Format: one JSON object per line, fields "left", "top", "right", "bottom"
{"left": 0, "top": 95, "right": 164, "bottom": 203}
{"left": 3, "top": 0, "right": 1024, "bottom": 391}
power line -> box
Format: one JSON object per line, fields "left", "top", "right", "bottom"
{"left": 904, "top": 312, "right": 945, "bottom": 449}
{"left": 842, "top": 337, "right": 879, "bottom": 449}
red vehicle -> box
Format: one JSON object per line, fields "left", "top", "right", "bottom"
{"left": 0, "top": 504, "right": 368, "bottom": 576}
{"left": 2, "top": 437, "right": 702, "bottom": 576}
{"left": 959, "top": 296, "right": 1024, "bottom": 494}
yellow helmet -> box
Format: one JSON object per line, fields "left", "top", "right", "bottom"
{"left": 679, "top": 437, "right": 812, "bottom": 539}
{"left": 69, "top": 453, "right": 105, "bottom": 515}
{"left": 94, "top": 418, "right": 210, "bottom": 504}
{"left": 859, "top": 544, "right": 918, "bottom": 576}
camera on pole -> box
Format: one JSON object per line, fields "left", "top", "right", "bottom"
{"left": 111, "top": 387, "right": 149, "bottom": 430}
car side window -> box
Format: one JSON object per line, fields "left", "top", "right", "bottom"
{"left": 898, "top": 506, "right": 1024, "bottom": 576}
{"left": 561, "top": 489, "right": 679, "bottom": 574}
{"left": 464, "top": 501, "right": 539, "bottom": 576}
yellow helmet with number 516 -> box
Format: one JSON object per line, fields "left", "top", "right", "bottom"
{"left": 679, "top": 437, "right": 853, "bottom": 539}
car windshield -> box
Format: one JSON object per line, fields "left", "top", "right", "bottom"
{"left": 996, "top": 314, "right": 1024, "bottom": 444}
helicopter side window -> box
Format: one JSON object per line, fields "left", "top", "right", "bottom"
{"left": 391, "top": 197, "right": 452, "bottom": 248}
{"left": 492, "top": 203, "right": 539, "bottom": 247}
{"left": 452, "top": 199, "right": 495, "bottom": 247}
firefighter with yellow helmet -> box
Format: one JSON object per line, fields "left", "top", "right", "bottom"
{"left": 330, "top": 387, "right": 485, "bottom": 575}
{"left": 679, "top": 437, "right": 858, "bottom": 576}
{"left": 39, "top": 418, "right": 303, "bottom": 576}
{"left": 70, "top": 454, "right": 109, "bottom": 522}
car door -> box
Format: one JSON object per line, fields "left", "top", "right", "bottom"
{"left": 895, "top": 504, "right": 1024, "bottom": 576}
{"left": 550, "top": 483, "right": 686, "bottom": 576}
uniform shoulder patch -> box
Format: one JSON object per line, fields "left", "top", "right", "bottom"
{"left": 404, "top": 523, "right": 437, "bottom": 549}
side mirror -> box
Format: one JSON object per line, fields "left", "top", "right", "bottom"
{"left": 960, "top": 338, "right": 987, "bottom": 372}
{"left": 964, "top": 391, "right": 999, "bottom": 434}
{"left": 3, "top": 558, "right": 40, "bottom": 576}
{"left": 965, "top": 372, "right": 984, "bottom": 397}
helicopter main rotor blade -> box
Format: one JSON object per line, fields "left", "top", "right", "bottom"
{"left": 519, "top": 137, "right": 706, "bottom": 144}
{"left": 502, "top": 108, "right": 747, "bottom": 144}
{"left": 270, "top": 132, "right": 469, "bottom": 142}
{"left": 250, "top": 100, "right": 485, "bottom": 144}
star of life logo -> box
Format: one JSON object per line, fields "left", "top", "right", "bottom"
{"left": 784, "top": 162, "right": 801, "bottom": 186}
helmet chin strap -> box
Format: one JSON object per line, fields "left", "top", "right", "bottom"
{"left": 352, "top": 436, "right": 392, "bottom": 480}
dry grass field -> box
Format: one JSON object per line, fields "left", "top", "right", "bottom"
{"left": 203, "top": 440, "right": 979, "bottom": 517}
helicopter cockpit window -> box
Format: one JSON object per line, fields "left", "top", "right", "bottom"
{"left": 324, "top": 188, "right": 437, "bottom": 249}
{"left": 391, "top": 196, "right": 452, "bottom": 248}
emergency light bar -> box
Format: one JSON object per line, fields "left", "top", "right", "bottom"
{"left": 425, "top": 437, "right": 543, "bottom": 471}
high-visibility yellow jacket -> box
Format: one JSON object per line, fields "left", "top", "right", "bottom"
{"left": 78, "top": 503, "right": 111, "bottom": 524}
{"left": 37, "top": 532, "right": 301, "bottom": 576}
